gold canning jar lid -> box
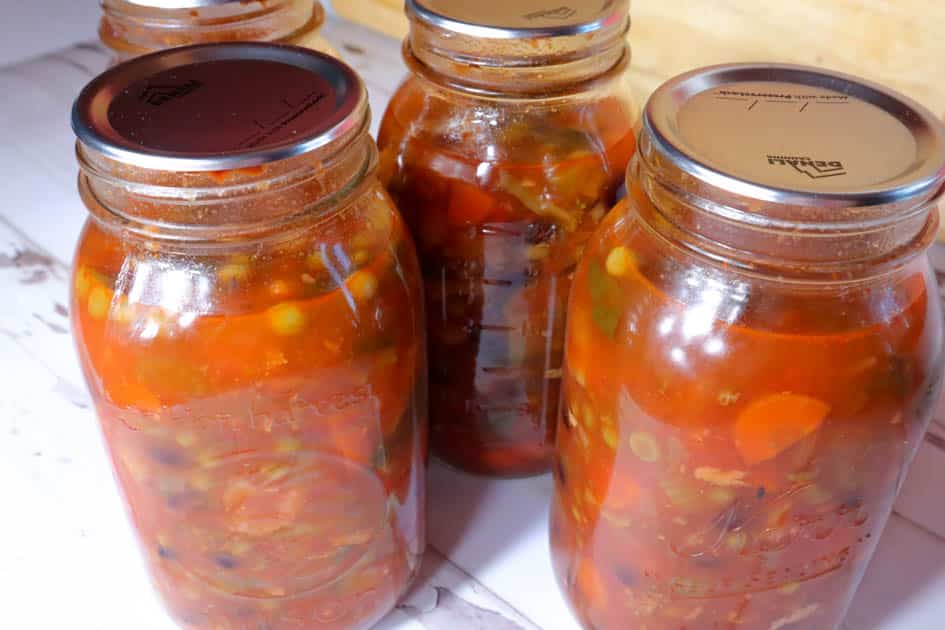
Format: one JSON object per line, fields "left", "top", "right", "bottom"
{"left": 406, "top": 0, "right": 630, "bottom": 40}
{"left": 642, "top": 63, "right": 945, "bottom": 211}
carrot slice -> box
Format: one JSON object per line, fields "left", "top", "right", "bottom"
{"left": 734, "top": 393, "right": 830, "bottom": 466}
{"left": 447, "top": 181, "right": 497, "bottom": 225}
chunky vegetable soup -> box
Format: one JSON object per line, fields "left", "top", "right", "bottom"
{"left": 74, "top": 166, "right": 426, "bottom": 628}
{"left": 551, "top": 192, "right": 942, "bottom": 629}
{"left": 380, "top": 80, "right": 636, "bottom": 476}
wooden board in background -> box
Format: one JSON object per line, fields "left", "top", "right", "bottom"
{"left": 330, "top": 0, "right": 945, "bottom": 118}
{"left": 329, "top": 0, "right": 945, "bottom": 239}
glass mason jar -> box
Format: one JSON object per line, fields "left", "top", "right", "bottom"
{"left": 551, "top": 64, "right": 945, "bottom": 629}
{"left": 378, "top": 0, "right": 638, "bottom": 477}
{"left": 99, "top": 0, "right": 336, "bottom": 63}
{"left": 71, "top": 44, "right": 426, "bottom": 629}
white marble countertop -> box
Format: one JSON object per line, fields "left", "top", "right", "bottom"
{"left": 2, "top": 12, "right": 945, "bottom": 630}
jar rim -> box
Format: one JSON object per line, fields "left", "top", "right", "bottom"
{"left": 113, "top": 0, "right": 283, "bottom": 9}
{"left": 72, "top": 42, "right": 366, "bottom": 172}
{"left": 406, "top": 0, "right": 630, "bottom": 41}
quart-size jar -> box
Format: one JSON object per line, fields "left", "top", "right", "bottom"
{"left": 71, "top": 44, "right": 426, "bottom": 629}
{"left": 551, "top": 64, "right": 945, "bottom": 629}
{"left": 99, "top": 0, "right": 336, "bottom": 63}
{"left": 378, "top": 0, "right": 638, "bottom": 477}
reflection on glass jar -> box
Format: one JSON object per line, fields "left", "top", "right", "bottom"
{"left": 379, "top": 0, "right": 638, "bottom": 477}
{"left": 71, "top": 44, "right": 425, "bottom": 629}
{"left": 551, "top": 64, "right": 945, "bottom": 629}
{"left": 99, "top": 0, "right": 336, "bottom": 64}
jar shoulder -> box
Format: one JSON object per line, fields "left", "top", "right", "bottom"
{"left": 72, "top": 181, "right": 421, "bottom": 321}
{"left": 378, "top": 75, "right": 638, "bottom": 165}
{"left": 568, "top": 204, "right": 944, "bottom": 431}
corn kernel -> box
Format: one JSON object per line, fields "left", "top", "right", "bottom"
{"left": 276, "top": 437, "right": 302, "bottom": 453}
{"left": 87, "top": 286, "right": 111, "bottom": 320}
{"left": 265, "top": 466, "right": 292, "bottom": 483}
{"left": 725, "top": 531, "right": 748, "bottom": 552}
{"left": 229, "top": 540, "right": 253, "bottom": 556}
{"left": 353, "top": 249, "right": 371, "bottom": 266}
{"left": 629, "top": 431, "right": 661, "bottom": 463}
{"left": 176, "top": 432, "right": 197, "bottom": 448}
{"left": 197, "top": 451, "right": 220, "bottom": 469}
{"left": 582, "top": 401, "right": 597, "bottom": 431}
{"left": 306, "top": 250, "right": 326, "bottom": 271}
{"left": 348, "top": 270, "right": 378, "bottom": 302}
{"left": 602, "top": 425, "right": 618, "bottom": 450}
{"left": 218, "top": 263, "right": 249, "bottom": 283}
{"left": 527, "top": 243, "right": 551, "bottom": 261}
{"left": 74, "top": 267, "right": 92, "bottom": 299}
{"left": 574, "top": 369, "right": 587, "bottom": 388}
{"left": 708, "top": 487, "right": 736, "bottom": 505}
{"left": 267, "top": 303, "right": 307, "bottom": 336}
{"left": 268, "top": 280, "right": 291, "bottom": 297}
{"left": 605, "top": 246, "right": 637, "bottom": 278}
{"left": 190, "top": 472, "right": 212, "bottom": 492}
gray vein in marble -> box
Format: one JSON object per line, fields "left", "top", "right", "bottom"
{"left": 33, "top": 313, "right": 68, "bottom": 334}
{"left": 925, "top": 431, "right": 945, "bottom": 453}
{"left": 0, "top": 216, "right": 71, "bottom": 270}
{"left": 0, "top": 248, "right": 61, "bottom": 286}
{"left": 52, "top": 377, "right": 92, "bottom": 409}
{"left": 48, "top": 52, "right": 98, "bottom": 77}
{"left": 72, "top": 42, "right": 110, "bottom": 56}
{"left": 0, "top": 325, "right": 89, "bottom": 406}
{"left": 894, "top": 510, "right": 945, "bottom": 545}
{"left": 399, "top": 587, "right": 529, "bottom": 630}
{"left": 342, "top": 42, "right": 367, "bottom": 56}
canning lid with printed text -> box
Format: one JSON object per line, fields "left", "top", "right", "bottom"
{"left": 378, "top": 0, "right": 638, "bottom": 477}
{"left": 71, "top": 43, "right": 426, "bottom": 630}
{"left": 552, "top": 63, "right": 945, "bottom": 630}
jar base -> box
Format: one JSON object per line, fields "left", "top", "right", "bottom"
{"left": 432, "top": 450, "right": 551, "bottom": 479}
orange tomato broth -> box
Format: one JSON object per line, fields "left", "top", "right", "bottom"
{"left": 379, "top": 82, "right": 637, "bottom": 476}
{"left": 551, "top": 190, "right": 940, "bottom": 628}
{"left": 72, "top": 176, "right": 426, "bottom": 629}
